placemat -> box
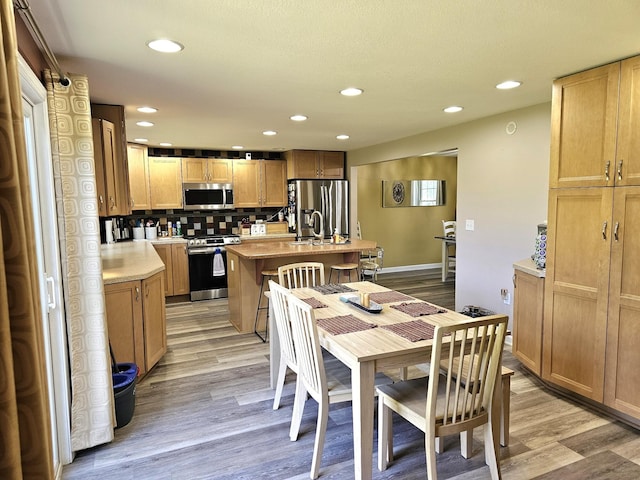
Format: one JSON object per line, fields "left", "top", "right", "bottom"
{"left": 369, "top": 291, "right": 413, "bottom": 304}
{"left": 317, "top": 314, "right": 376, "bottom": 335}
{"left": 301, "top": 297, "right": 328, "bottom": 309}
{"left": 311, "top": 284, "right": 356, "bottom": 295}
{"left": 391, "top": 302, "right": 446, "bottom": 317}
{"left": 381, "top": 320, "right": 438, "bottom": 342}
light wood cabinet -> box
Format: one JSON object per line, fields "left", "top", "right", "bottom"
{"left": 148, "top": 156, "right": 183, "bottom": 209}
{"left": 512, "top": 268, "right": 544, "bottom": 376}
{"left": 285, "top": 150, "right": 345, "bottom": 179}
{"left": 103, "top": 271, "right": 166, "bottom": 376}
{"left": 550, "top": 56, "right": 640, "bottom": 188}
{"left": 233, "top": 159, "right": 287, "bottom": 207}
{"left": 153, "top": 243, "right": 189, "bottom": 296}
{"left": 182, "top": 158, "right": 233, "bottom": 183}
{"left": 127, "top": 143, "right": 151, "bottom": 210}
{"left": 92, "top": 104, "right": 131, "bottom": 216}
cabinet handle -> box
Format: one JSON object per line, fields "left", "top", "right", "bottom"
{"left": 99, "top": 194, "right": 104, "bottom": 206}
{"left": 135, "top": 286, "right": 140, "bottom": 302}
{"left": 614, "top": 221, "right": 620, "bottom": 241}
{"left": 145, "top": 285, "right": 149, "bottom": 297}
{"left": 512, "top": 274, "right": 516, "bottom": 288}
{"left": 604, "top": 161, "right": 610, "bottom": 182}
{"left": 130, "top": 197, "right": 134, "bottom": 207}
{"left": 617, "top": 160, "right": 623, "bottom": 181}
{"left": 602, "top": 220, "right": 608, "bottom": 240}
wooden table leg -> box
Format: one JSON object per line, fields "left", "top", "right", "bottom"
{"left": 352, "top": 361, "right": 375, "bottom": 480}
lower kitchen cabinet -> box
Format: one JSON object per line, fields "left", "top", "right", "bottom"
{"left": 153, "top": 242, "right": 189, "bottom": 296}
{"left": 512, "top": 262, "right": 545, "bottom": 376}
{"left": 104, "top": 271, "right": 166, "bottom": 376}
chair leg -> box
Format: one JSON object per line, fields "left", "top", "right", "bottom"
{"left": 378, "top": 396, "right": 393, "bottom": 471}
{"left": 289, "top": 379, "right": 307, "bottom": 441}
{"left": 425, "top": 427, "right": 438, "bottom": 480}
{"left": 483, "top": 423, "right": 501, "bottom": 480}
{"left": 253, "top": 277, "right": 268, "bottom": 342}
{"left": 310, "top": 399, "right": 329, "bottom": 479}
{"left": 272, "top": 358, "right": 288, "bottom": 410}
{"left": 500, "top": 374, "right": 511, "bottom": 447}
{"left": 460, "top": 430, "right": 473, "bottom": 458}
{"left": 434, "top": 437, "right": 443, "bottom": 454}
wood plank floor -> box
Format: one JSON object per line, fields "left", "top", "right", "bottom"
{"left": 62, "top": 270, "right": 640, "bottom": 479}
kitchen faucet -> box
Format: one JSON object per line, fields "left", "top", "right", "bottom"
{"left": 310, "top": 210, "right": 324, "bottom": 243}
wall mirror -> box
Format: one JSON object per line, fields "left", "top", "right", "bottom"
{"left": 382, "top": 179, "right": 446, "bottom": 207}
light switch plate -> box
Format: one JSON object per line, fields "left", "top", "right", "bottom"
{"left": 465, "top": 219, "right": 475, "bottom": 231}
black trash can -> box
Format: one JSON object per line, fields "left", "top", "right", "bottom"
{"left": 112, "top": 362, "right": 137, "bottom": 429}
{"left": 460, "top": 305, "right": 495, "bottom": 318}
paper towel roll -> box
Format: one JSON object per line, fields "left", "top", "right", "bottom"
{"left": 105, "top": 220, "right": 114, "bottom": 244}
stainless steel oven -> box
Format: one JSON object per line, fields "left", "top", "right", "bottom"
{"left": 187, "top": 235, "right": 240, "bottom": 301}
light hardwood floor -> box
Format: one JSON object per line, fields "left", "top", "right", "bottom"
{"left": 62, "top": 270, "right": 640, "bottom": 479}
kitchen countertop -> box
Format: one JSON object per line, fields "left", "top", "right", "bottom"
{"left": 239, "top": 233, "right": 296, "bottom": 241}
{"left": 513, "top": 258, "right": 546, "bottom": 278}
{"left": 101, "top": 241, "right": 166, "bottom": 284}
{"left": 149, "top": 237, "right": 188, "bottom": 245}
{"left": 225, "top": 238, "right": 376, "bottom": 260}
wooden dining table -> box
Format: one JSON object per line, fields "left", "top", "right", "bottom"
{"left": 268, "top": 281, "right": 507, "bottom": 480}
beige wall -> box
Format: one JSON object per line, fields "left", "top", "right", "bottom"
{"left": 348, "top": 102, "right": 551, "bottom": 322}
{"left": 354, "top": 156, "right": 457, "bottom": 268}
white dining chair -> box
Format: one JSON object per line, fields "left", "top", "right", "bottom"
{"left": 278, "top": 262, "right": 325, "bottom": 289}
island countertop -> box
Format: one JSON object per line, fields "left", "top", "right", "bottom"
{"left": 225, "top": 238, "right": 377, "bottom": 260}
{"left": 101, "top": 241, "right": 165, "bottom": 284}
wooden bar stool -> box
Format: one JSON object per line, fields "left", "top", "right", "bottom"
{"left": 254, "top": 269, "right": 279, "bottom": 342}
{"left": 329, "top": 263, "right": 359, "bottom": 283}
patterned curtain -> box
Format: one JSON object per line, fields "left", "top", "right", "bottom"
{"left": 44, "top": 69, "right": 115, "bottom": 451}
{"left": 0, "top": 0, "right": 54, "bottom": 477}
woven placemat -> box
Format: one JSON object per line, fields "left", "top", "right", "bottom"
{"left": 369, "top": 291, "right": 413, "bottom": 304}
{"left": 317, "top": 314, "right": 376, "bottom": 335}
{"left": 381, "top": 320, "right": 437, "bottom": 342}
{"left": 312, "top": 284, "right": 356, "bottom": 295}
{"left": 391, "top": 302, "right": 446, "bottom": 317}
{"left": 301, "top": 297, "right": 328, "bottom": 309}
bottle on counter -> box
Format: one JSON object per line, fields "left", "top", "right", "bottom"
{"left": 168, "top": 221, "right": 173, "bottom": 237}
{"left": 176, "top": 221, "right": 182, "bottom": 236}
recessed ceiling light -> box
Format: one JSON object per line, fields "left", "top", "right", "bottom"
{"left": 443, "top": 106, "right": 463, "bottom": 113}
{"left": 136, "top": 121, "right": 154, "bottom": 127}
{"left": 290, "top": 114, "right": 308, "bottom": 122}
{"left": 340, "top": 87, "right": 363, "bottom": 96}
{"left": 496, "top": 80, "right": 522, "bottom": 90}
{"left": 159, "top": 142, "right": 172, "bottom": 147}
{"left": 336, "top": 134, "right": 350, "bottom": 140}
{"left": 137, "top": 106, "right": 157, "bottom": 113}
{"left": 263, "top": 130, "right": 277, "bottom": 136}
{"left": 146, "top": 39, "right": 184, "bottom": 53}
{"left": 134, "top": 138, "right": 148, "bottom": 143}
{"left": 232, "top": 145, "right": 244, "bottom": 150}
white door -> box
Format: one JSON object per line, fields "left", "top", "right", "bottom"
{"left": 19, "top": 56, "right": 72, "bottom": 475}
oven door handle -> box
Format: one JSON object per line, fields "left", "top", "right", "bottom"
{"left": 188, "top": 247, "right": 226, "bottom": 255}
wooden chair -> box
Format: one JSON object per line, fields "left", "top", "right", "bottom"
{"left": 377, "top": 315, "right": 508, "bottom": 480}
{"left": 286, "top": 291, "right": 390, "bottom": 479}
{"left": 278, "top": 262, "right": 325, "bottom": 289}
{"left": 442, "top": 220, "right": 456, "bottom": 274}
{"left": 359, "top": 246, "right": 384, "bottom": 282}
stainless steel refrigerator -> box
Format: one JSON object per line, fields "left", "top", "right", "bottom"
{"left": 288, "top": 180, "right": 349, "bottom": 239}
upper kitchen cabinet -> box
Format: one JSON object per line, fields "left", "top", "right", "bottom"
{"left": 92, "top": 104, "right": 131, "bottom": 215}
{"left": 182, "top": 158, "right": 233, "bottom": 183}
{"left": 148, "top": 157, "right": 183, "bottom": 209}
{"left": 550, "top": 55, "right": 640, "bottom": 188}
{"left": 127, "top": 143, "right": 151, "bottom": 211}
{"left": 233, "top": 159, "right": 287, "bottom": 208}
{"left": 285, "top": 149, "right": 345, "bottom": 179}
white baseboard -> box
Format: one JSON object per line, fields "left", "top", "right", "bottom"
{"left": 379, "top": 263, "right": 441, "bottom": 274}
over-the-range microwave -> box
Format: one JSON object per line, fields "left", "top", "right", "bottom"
{"left": 182, "top": 183, "right": 234, "bottom": 210}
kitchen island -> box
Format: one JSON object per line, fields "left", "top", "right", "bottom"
{"left": 225, "top": 239, "right": 376, "bottom": 333}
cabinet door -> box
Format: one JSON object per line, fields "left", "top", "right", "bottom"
{"left": 319, "top": 151, "right": 345, "bottom": 179}
{"left": 261, "top": 160, "right": 287, "bottom": 207}
{"left": 149, "top": 157, "right": 183, "bottom": 209}
{"left": 92, "top": 118, "right": 108, "bottom": 216}
{"left": 142, "top": 272, "right": 166, "bottom": 370}
{"left": 549, "top": 63, "right": 620, "bottom": 188}
{"left": 153, "top": 244, "right": 173, "bottom": 296}
{"left": 97, "top": 119, "right": 122, "bottom": 214}
{"left": 208, "top": 159, "right": 233, "bottom": 183}
{"left": 543, "top": 188, "right": 613, "bottom": 400}
{"left": 615, "top": 56, "right": 640, "bottom": 187}
{"left": 233, "top": 160, "right": 261, "bottom": 207}
{"left": 512, "top": 270, "right": 544, "bottom": 375}
{"left": 127, "top": 144, "right": 151, "bottom": 210}
{"left": 286, "top": 150, "right": 318, "bottom": 179}
{"left": 604, "top": 186, "right": 640, "bottom": 417}
{"left": 181, "top": 158, "right": 208, "bottom": 182}
{"left": 171, "top": 243, "right": 190, "bottom": 295}
{"left": 104, "top": 280, "right": 145, "bottom": 374}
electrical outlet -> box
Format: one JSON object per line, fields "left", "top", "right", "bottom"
{"left": 500, "top": 288, "right": 511, "bottom": 305}
{"left": 465, "top": 219, "right": 475, "bottom": 231}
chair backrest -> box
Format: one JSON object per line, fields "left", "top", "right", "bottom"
{"left": 268, "top": 280, "right": 297, "bottom": 370}
{"left": 360, "top": 246, "right": 384, "bottom": 271}
{"left": 286, "top": 292, "right": 327, "bottom": 403}
{"left": 278, "top": 262, "right": 325, "bottom": 288}
{"left": 427, "top": 315, "right": 507, "bottom": 436}
{"left": 442, "top": 220, "right": 456, "bottom": 237}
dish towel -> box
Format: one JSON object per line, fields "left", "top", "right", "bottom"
{"left": 212, "top": 248, "right": 225, "bottom": 277}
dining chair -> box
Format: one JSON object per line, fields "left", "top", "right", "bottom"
{"left": 278, "top": 262, "right": 325, "bottom": 289}
{"left": 377, "top": 315, "right": 508, "bottom": 480}
{"left": 441, "top": 220, "right": 456, "bottom": 274}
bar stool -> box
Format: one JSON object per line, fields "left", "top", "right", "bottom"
{"left": 254, "top": 268, "right": 279, "bottom": 342}
{"left": 329, "top": 263, "right": 359, "bottom": 283}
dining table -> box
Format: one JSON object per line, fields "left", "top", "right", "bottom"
{"left": 268, "top": 281, "right": 507, "bottom": 480}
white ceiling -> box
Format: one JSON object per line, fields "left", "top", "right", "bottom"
{"left": 23, "top": 0, "right": 640, "bottom": 152}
